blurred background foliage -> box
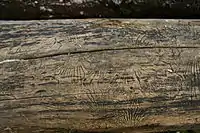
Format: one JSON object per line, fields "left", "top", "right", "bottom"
{"left": 0, "top": 0, "right": 200, "bottom": 19}
{"left": 162, "top": 130, "right": 200, "bottom": 133}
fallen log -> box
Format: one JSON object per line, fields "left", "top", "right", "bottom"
{"left": 0, "top": 19, "right": 200, "bottom": 133}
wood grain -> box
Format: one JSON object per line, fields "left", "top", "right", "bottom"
{"left": 0, "top": 19, "right": 200, "bottom": 133}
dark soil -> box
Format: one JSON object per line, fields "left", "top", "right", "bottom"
{"left": 0, "top": 0, "right": 200, "bottom": 20}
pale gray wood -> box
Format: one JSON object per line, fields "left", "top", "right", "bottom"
{"left": 0, "top": 19, "right": 200, "bottom": 133}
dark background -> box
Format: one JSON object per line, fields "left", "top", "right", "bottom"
{"left": 0, "top": 0, "right": 200, "bottom": 20}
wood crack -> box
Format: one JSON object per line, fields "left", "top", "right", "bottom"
{"left": 14, "top": 46, "right": 200, "bottom": 60}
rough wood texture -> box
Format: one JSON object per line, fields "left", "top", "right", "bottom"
{"left": 1, "top": 19, "right": 200, "bottom": 133}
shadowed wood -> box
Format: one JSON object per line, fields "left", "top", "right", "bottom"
{"left": 0, "top": 19, "right": 200, "bottom": 133}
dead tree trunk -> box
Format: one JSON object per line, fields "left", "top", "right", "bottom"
{"left": 0, "top": 19, "right": 200, "bottom": 133}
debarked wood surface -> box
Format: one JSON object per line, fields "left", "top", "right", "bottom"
{"left": 1, "top": 19, "right": 200, "bottom": 133}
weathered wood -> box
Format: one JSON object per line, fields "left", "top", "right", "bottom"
{"left": 1, "top": 19, "right": 200, "bottom": 133}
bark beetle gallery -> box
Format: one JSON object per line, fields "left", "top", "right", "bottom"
{"left": 0, "top": 19, "right": 200, "bottom": 132}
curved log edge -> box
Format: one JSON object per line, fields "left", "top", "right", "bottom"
{"left": 0, "top": 19, "right": 200, "bottom": 133}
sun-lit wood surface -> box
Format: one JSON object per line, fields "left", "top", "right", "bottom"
{"left": 1, "top": 19, "right": 200, "bottom": 133}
